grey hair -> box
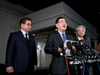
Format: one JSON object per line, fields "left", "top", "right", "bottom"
{"left": 76, "top": 25, "right": 86, "bottom": 33}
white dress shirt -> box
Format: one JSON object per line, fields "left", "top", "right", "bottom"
{"left": 20, "top": 29, "right": 29, "bottom": 40}
{"left": 77, "top": 37, "right": 83, "bottom": 40}
{"left": 58, "top": 31, "right": 66, "bottom": 56}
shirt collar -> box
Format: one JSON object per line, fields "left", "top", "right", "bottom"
{"left": 58, "top": 30, "right": 65, "bottom": 35}
{"left": 21, "top": 29, "right": 28, "bottom": 34}
{"left": 77, "top": 36, "right": 83, "bottom": 40}
{"left": 20, "top": 29, "right": 28, "bottom": 38}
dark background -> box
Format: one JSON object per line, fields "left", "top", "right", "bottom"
{"left": 6, "top": 0, "right": 99, "bottom": 34}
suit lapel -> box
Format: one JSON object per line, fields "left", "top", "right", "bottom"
{"left": 28, "top": 34, "right": 32, "bottom": 48}
{"left": 56, "top": 32, "right": 64, "bottom": 43}
{"left": 75, "top": 37, "right": 79, "bottom": 41}
{"left": 18, "top": 30, "right": 28, "bottom": 47}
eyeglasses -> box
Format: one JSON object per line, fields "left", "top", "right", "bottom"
{"left": 25, "top": 23, "right": 32, "bottom": 26}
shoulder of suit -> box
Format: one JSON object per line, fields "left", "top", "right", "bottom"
{"left": 29, "top": 33, "right": 34, "bottom": 38}
{"left": 9, "top": 31, "right": 20, "bottom": 35}
{"left": 66, "top": 33, "right": 72, "bottom": 37}
{"left": 84, "top": 38, "right": 88, "bottom": 42}
{"left": 48, "top": 31, "right": 58, "bottom": 35}
{"left": 67, "top": 34, "right": 73, "bottom": 40}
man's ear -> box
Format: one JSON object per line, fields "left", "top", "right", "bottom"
{"left": 21, "top": 23, "right": 24, "bottom": 27}
{"left": 56, "top": 24, "right": 58, "bottom": 28}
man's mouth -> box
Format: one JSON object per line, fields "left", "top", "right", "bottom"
{"left": 63, "top": 26, "right": 65, "bottom": 27}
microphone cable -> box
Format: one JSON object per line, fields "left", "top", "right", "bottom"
{"left": 97, "top": 61, "right": 100, "bottom": 72}
{"left": 65, "top": 55, "right": 70, "bottom": 75}
{"left": 59, "top": 43, "right": 70, "bottom": 75}
{"left": 95, "top": 58, "right": 100, "bottom": 72}
{"left": 76, "top": 56, "right": 85, "bottom": 75}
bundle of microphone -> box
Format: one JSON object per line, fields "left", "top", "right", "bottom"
{"left": 68, "top": 40, "right": 100, "bottom": 56}
{"left": 59, "top": 40, "right": 100, "bottom": 75}
{"left": 59, "top": 40, "right": 100, "bottom": 64}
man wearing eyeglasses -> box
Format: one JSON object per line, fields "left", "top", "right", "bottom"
{"left": 44, "top": 17, "right": 75, "bottom": 75}
{"left": 5, "top": 17, "right": 37, "bottom": 75}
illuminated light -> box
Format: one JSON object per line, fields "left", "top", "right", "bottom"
{"left": 33, "top": 34, "right": 35, "bottom": 36}
{"left": 55, "top": 29, "right": 57, "bottom": 31}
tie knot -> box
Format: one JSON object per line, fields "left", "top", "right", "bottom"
{"left": 80, "top": 39, "right": 84, "bottom": 42}
{"left": 62, "top": 33, "right": 65, "bottom": 36}
{"left": 25, "top": 33, "right": 28, "bottom": 35}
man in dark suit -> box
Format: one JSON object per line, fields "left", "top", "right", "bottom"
{"left": 5, "top": 17, "right": 37, "bottom": 75}
{"left": 44, "top": 17, "right": 73, "bottom": 75}
{"left": 73, "top": 25, "right": 90, "bottom": 75}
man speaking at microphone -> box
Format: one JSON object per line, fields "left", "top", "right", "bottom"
{"left": 74, "top": 25, "right": 90, "bottom": 75}
{"left": 44, "top": 17, "right": 73, "bottom": 75}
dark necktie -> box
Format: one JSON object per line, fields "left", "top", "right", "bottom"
{"left": 62, "top": 33, "right": 66, "bottom": 42}
{"left": 25, "top": 33, "right": 29, "bottom": 46}
{"left": 80, "top": 39, "right": 84, "bottom": 42}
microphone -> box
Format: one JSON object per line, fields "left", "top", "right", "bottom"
{"left": 59, "top": 43, "right": 63, "bottom": 49}
{"left": 79, "top": 41, "right": 94, "bottom": 56}
{"left": 59, "top": 43, "right": 65, "bottom": 55}
{"left": 84, "top": 44, "right": 96, "bottom": 56}
{"left": 72, "top": 42, "right": 88, "bottom": 56}
{"left": 72, "top": 42, "right": 83, "bottom": 56}
{"left": 67, "top": 41, "right": 75, "bottom": 56}
{"left": 78, "top": 41, "right": 89, "bottom": 56}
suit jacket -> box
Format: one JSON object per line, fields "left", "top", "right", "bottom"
{"left": 44, "top": 31, "right": 73, "bottom": 74}
{"left": 5, "top": 30, "right": 37, "bottom": 73}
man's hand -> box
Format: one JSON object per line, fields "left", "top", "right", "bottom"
{"left": 58, "top": 47, "right": 63, "bottom": 52}
{"left": 58, "top": 46, "right": 67, "bottom": 52}
{"left": 6, "top": 67, "right": 14, "bottom": 73}
{"left": 73, "top": 47, "right": 77, "bottom": 51}
{"left": 63, "top": 46, "right": 67, "bottom": 50}
{"left": 34, "top": 65, "right": 37, "bottom": 71}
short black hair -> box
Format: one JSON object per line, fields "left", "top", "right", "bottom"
{"left": 19, "top": 17, "right": 32, "bottom": 27}
{"left": 55, "top": 17, "right": 67, "bottom": 24}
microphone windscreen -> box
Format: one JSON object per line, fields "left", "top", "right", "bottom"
{"left": 67, "top": 41, "right": 72, "bottom": 49}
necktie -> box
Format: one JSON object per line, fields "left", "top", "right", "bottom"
{"left": 80, "top": 39, "right": 84, "bottom": 42}
{"left": 25, "top": 33, "right": 29, "bottom": 46}
{"left": 62, "top": 33, "right": 66, "bottom": 42}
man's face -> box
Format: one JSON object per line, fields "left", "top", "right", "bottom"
{"left": 21, "top": 20, "right": 32, "bottom": 32}
{"left": 76, "top": 27, "right": 85, "bottom": 37}
{"left": 56, "top": 18, "right": 67, "bottom": 32}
